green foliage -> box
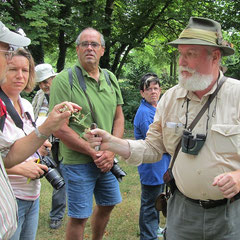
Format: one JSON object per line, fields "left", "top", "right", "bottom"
{"left": 120, "top": 80, "right": 141, "bottom": 126}
{"left": 1, "top": 0, "right": 239, "bottom": 78}
{"left": 21, "top": 89, "right": 38, "bottom": 103}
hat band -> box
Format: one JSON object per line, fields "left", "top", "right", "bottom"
{"left": 179, "top": 28, "right": 217, "bottom": 45}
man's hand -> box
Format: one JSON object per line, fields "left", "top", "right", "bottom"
{"left": 38, "top": 140, "right": 52, "bottom": 156}
{"left": 212, "top": 170, "right": 240, "bottom": 199}
{"left": 84, "top": 128, "right": 112, "bottom": 151}
{"left": 94, "top": 151, "right": 114, "bottom": 172}
{"left": 84, "top": 128, "right": 130, "bottom": 159}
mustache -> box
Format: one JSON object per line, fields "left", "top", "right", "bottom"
{"left": 179, "top": 66, "right": 196, "bottom": 74}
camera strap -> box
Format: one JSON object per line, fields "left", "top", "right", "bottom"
{"left": 0, "top": 88, "right": 42, "bottom": 159}
{"left": 169, "top": 75, "right": 227, "bottom": 169}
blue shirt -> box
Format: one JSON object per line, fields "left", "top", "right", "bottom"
{"left": 134, "top": 99, "right": 170, "bottom": 185}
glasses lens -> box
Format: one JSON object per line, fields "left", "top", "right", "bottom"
{"left": 91, "top": 42, "right": 100, "bottom": 48}
{"left": 0, "top": 50, "right": 14, "bottom": 60}
{"left": 80, "top": 42, "right": 100, "bottom": 49}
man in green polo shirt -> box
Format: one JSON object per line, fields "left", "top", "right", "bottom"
{"left": 49, "top": 27, "right": 124, "bottom": 240}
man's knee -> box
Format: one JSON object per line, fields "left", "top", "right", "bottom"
{"left": 95, "top": 205, "right": 115, "bottom": 216}
{"left": 69, "top": 217, "right": 88, "bottom": 226}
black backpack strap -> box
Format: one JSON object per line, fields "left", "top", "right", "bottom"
{"left": 69, "top": 66, "right": 114, "bottom": 123}
{"left": 68, "top": 68, "right": 73, "bottom": 90}
{"left": 75, "top": 66, "right": 87, "bottom": 92}
{"left": 102, "top": 69, "right": 111, "bottom": 87}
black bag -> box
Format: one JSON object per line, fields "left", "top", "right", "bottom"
{"left": 163, "top": 168, "right": 177, "bottom": 194}
{"left": 155, "top": 192, "right": 168, "bottom": 217}
{"left": 51, "top": 140, "right": 60, "bottom": 165}
{"left": 155, "top": 168, "right": 176, "bottom": 217}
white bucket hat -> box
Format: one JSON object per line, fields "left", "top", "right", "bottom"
{"left": 0, "top": 21, "right": 30, "bottom": 46}
{"left": 35, "top": 63, "right": 57, "bottom": 83}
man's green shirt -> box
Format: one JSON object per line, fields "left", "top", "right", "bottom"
{"left": 49, "top": 62, "right": 123, "bottom": 164}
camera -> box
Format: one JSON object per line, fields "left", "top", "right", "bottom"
{"left": 181, "top": 129, "right": 206, "bottom": 155}
{"left": 111, "top": 158, "right": 127, "bottom": 182}
{"left": 40, "top": 155, "right": 65, "bottom": 190}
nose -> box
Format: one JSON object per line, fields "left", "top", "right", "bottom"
{"left": 86, "top": 43, "right": 93, "bottom": 50}
{"left": 16, "top": 69, "right": 23, "bottom": 78}
{"left": 179, "top": 54, "right": 187, "bottom": 67}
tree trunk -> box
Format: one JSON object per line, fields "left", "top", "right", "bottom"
{"left": 29, "top": 41, "right": 44, "bottom": 65}
{"left": 56, "top": 29, "right": 67, "bottom": 72}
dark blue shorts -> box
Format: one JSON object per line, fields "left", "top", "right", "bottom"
{"left": 61, "top": 162, "right": 122, "bottom": 219}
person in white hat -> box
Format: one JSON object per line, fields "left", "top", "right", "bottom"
{"left": 32, "top": 64, "right": 66, "bottom": 230}
{"left": 0, "top": 21, "right": 81, "bottom": 239}
{"left": 85, "top": 17, "right": 240, "bottom": 239}
{"left": 32, "top": 63, "right": 57, "bottom": 122}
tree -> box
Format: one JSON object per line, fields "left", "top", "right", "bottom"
{"left": 1, "top": 0, "right": 239, "bottom": 79}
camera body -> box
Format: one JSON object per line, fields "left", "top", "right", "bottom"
{"left": 41, "top": 155, "right": 65, "bottom": 190}
{"left": 181, "top": 129, "right": 206, "bottom": 155}
{"left": 111, "top": 158, "right": 126, "bottom": 182}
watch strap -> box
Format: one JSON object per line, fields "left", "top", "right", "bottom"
{"left": 34, "top": 127, "right": 49, "bottom": 140}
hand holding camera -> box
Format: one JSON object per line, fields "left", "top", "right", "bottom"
{"left": 39, "top": 148, "right": 65, "bottom": 190}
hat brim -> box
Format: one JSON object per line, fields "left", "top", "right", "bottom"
{"left": 36, "top": 73, "right": 57, "bottom": 83}
{"left": 168, "top": 38, "right": 234, "bottom": 56}
{"left": 0, "top": 30, "right": 30, "bottom": 47}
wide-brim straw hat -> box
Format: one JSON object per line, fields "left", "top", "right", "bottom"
{"left": 35, "top": 63, "right": 57, "bottom": 83}
{"left": 168, "top": 17, "right": 234, "bottom": 56}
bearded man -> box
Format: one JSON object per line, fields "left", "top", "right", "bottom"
{"left": 85, "top": 17, "right": 240, "bottom": 240}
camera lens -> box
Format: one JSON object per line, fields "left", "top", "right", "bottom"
{"left": 44, "top": 168, "right": 65, "bottom": 190}
{"left": 110, "top": 162, "right": 126, "bottom": 182}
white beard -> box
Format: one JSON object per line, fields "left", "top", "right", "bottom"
{"left": 179, "top": 67, "right": 213, "bottom": 91}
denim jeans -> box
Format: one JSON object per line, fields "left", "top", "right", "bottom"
{"left": 61, "top": 162, "right": 121, "bottom": 218}
{"left": 49, "top": 162, "right": 66, "bottom": 221}
{"left": 10, "top": 198, "right": 39, "bottom": 240}
{"left": 139, "top": 184, "right": 165, "bottom": 240}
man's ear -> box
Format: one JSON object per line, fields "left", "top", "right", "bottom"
{"left": 101, "top": 47, "right": 105, "bottom": 57}
{"left": 212, "top": 49, "right": 221, "bottom": 63}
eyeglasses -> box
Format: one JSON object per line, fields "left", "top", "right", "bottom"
{"left": 79, "top": 41, "right": 101, "bottom": 49}
{"left": 0, "top": 49, "right": 14, "bottom": 61}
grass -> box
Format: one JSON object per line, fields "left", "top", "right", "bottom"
{"left": 36, "top": 130, "right": 165, "bottom": 240}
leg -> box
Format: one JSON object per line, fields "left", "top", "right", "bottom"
{"left": 49, "top": 162, "right": 66, "bottom": 229}
{"left": 91, "top": 205, "right": 115, "bottom": 240}
{"left": 139, "top": 184, "right": 163, "bottom": 240}
{"left": 165, "top": 189, "right": 240, "bottom": 240}
{"left": 66, "top": 217, "right": 88, "bottom": 240}
{"left": 10, "top": 198, "right": 39, "bottom": 240}
{"left": 61, "top": 163, "right": 99, "bottom": 239}
{"left": 93, "top": 170, "right": 122, "bottom": 240}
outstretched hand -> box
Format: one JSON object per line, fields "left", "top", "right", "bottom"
{"left": 84, "top": 128, "right": 112, "bottom": 151}
{"left": 84, "top": 128, "right": 131, "bottom": 159}
{"left": 41, "top": 101, "right": 82, "bottom": 134}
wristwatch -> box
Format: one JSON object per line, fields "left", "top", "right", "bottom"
{"left": 34, "top": 127, "right": 49, "bottom": 140}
